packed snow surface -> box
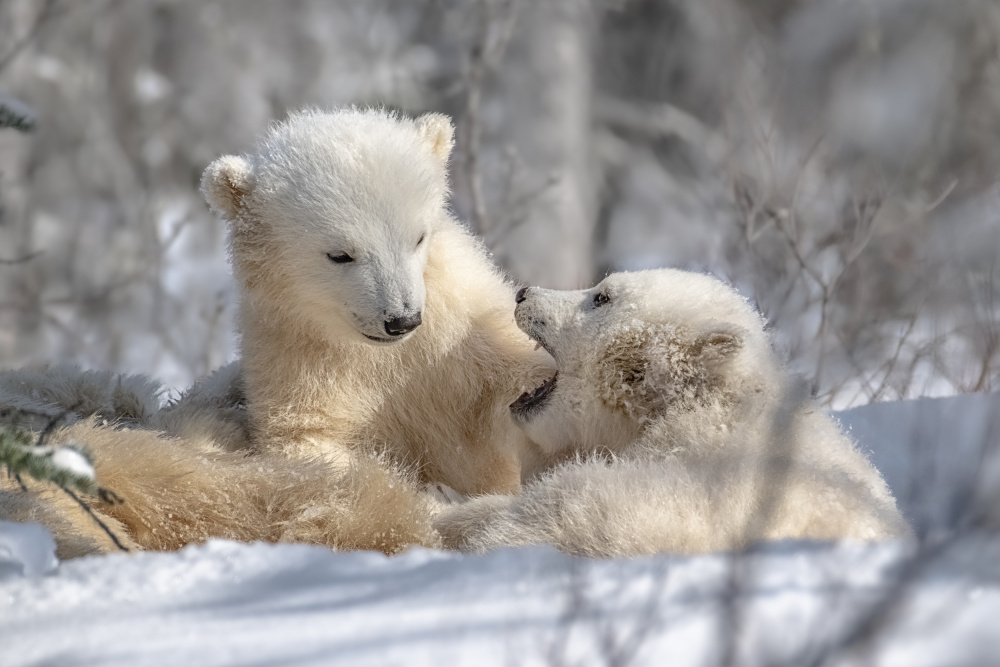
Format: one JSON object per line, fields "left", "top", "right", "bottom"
{"left": 0, "top": 521, "right": 57, "bottom": 579}
{"left": 4, "top": 536, "right": 1000, "bottom": 667}
{"left": 2, "top": 394, "right": 999, "bottom": 667}
{"left": 838, "top": 391, "right": 1000, "bottom": 535}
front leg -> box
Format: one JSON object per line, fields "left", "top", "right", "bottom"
{"left": 434, "top": 457, "right": 683, "bottom": 558}
{"left": 433, "top": 494, "right": 530, "bottom": 552}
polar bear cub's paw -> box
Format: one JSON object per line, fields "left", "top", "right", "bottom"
{"left": 433, "top": 494, "right": 519, "bottom": 552}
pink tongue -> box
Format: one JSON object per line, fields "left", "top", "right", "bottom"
{"left": 534, "top": 343, "right": 541, "bottom": 351}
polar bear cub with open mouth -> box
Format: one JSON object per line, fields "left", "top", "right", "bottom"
{"left": 435, "top": 269, "right": 911, "bottom": 557}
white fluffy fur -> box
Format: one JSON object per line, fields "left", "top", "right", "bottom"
{"left": 0, "top": 108, "right": 551, "bottom": 558}
{"left": 0, "top": 365, "right": 443, "bottom": 558}
{"left": 435, "top": 270, "right": 912, "bottom": 557}
{"left": 0, "top": 365, "right": 162, "bottom": 427}
{"left": 201, "top": 108, "right": 552, "bottom": 494}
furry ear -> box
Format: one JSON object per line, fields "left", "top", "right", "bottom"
{"left": 200, "top": 155, "right": 255, "bottom": 220}
{"left": 599, "top": 321, "right": 746, "bottom": 421}
{"left": 597, "top": 324, "right": 672, "bottom": 421}
{"left": 415, "top": 113, "right": 455, "bottom": 162}
{"left": 691, "top": 323, "right": 745, "bottom": 368}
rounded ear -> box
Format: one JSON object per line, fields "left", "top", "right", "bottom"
{"left": 415, "top": 113, "right": 455, "bottom": 163}
{"left": 597, "top": 324, "right": 670, "bottom": 421}
{"left": 691, "top": 322, "right": 745, "bottom": 368}
{"left": 200, "top": 155, "right": 255, "bottom": 220}
{"left": 599, "top": 321, "right": 747, "bottom": 421}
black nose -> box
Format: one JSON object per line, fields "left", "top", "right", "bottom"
{"left": 384, "top": 312, "right": 422, "bottom": 336}
{"left": 515, "top": 286, "right": 529, "bottom": 304}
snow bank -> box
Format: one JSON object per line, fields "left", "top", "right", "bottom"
{"left": 3, "top": 536, "right": 999, "bottom": 667}
{"left": 1, "top": 394, "right": 998, "bottom": 666}
{"left": 0, "top": 521, "right": 58, "bottom": 580}
{"left": 838, "top": 392, "right": 1000, "bottom": 535}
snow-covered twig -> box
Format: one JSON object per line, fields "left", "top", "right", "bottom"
{"left": 0, "top": 93, "right": 36, "bottom": 133}
{"left": 0, "top": 416, "right": 129, "bottom": 552}
{"left": 0, "top": 425, "right": 96, "bottom": 495}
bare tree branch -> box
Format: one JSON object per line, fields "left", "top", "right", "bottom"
{"left": 0, "top": 0, "right": 62, "bottom": 74}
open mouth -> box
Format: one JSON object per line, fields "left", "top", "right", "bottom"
{"left": 510, "top": 373, "right": 558, "bottom": 417}
{"left": 523, "top": 330, "right": 553, "bottom": 358}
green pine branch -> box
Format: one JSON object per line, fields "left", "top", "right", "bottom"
{"left": 1, "top": 418, "right": 130, "bottom": 552}
{"left": 0, "top": 93, "right": 36, "bottom": 132}
{"left": 0, "top": 423, "right": 97, "bottom": 494}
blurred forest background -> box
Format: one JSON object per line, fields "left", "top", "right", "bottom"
{"left": 0, "top": 0, "right": 998, "bottom": 408}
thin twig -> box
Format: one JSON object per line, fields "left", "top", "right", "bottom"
{"left": 0, "top": 251, "right": 42, "bottom": 265}
{"left": 36, "top": 401, "right": 80, "bottom": 447}
{"left": 0, "top": 0, "right": 61, "bottom": 74}
{"left": 925, "top": 179, "right": 958, "bottom": 212}
{"left": 59, "top": 484, "right": 130, "bottom": 553}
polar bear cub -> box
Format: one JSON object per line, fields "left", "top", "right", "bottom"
{"left": 201, "top": 108, "right": 551, "bottom": 497}
{"left": 435, "top": 269, "right": 911, "bottom": 557}
{"left": 2, "top": 109, "right": 553, "bottom": 559}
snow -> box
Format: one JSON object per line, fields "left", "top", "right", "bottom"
{"left": 837, "top": 392, "right": 1000, "bottom": 536}
{"left": 4, "top": 537, "right": 999, "bottom": 666}
{"left": 0, "top": 521, "right": 57, "bottom": 580}
{"left": 48, "top": 447, "right": 96, "bottom": 482}
{"left": 2, "top": 394, "right": 999, "bottom": 666}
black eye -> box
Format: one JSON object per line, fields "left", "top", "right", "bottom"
{"left": 593, "top": 291, "right": 611, "bottom": 308}
{"left": 416, "top": 233, "right": 426, "bottom": 248}
{"left": 327, "top": 252, "right": 354, "bottom": 264}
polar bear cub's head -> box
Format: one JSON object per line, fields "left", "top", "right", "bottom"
{"left": 201, "top": 108, "right": 455, "bottom": 345}
{"left": 510, "top": 269, "right": 776, "bottom": 456}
